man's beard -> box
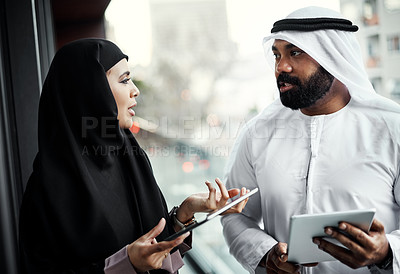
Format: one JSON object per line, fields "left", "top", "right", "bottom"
{"left": 277, "top": 66, "right": 334, "bottom": 110}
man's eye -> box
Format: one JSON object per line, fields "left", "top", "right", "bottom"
{"left": 291, "top": 50, "right": 303, "bottom": 56}
{"left": 273, "top": 53, "right": 281, "bottom": 59}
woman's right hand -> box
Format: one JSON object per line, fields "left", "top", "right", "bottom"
{"left": 127, "top": 218, "right": 189, "bottom": 272}
{"left": 176, "top": 178, "right": 249, "bottom": 224}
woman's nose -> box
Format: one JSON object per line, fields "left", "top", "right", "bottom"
{"left": 130, "top": 85, "right": 140, "bottom": 98}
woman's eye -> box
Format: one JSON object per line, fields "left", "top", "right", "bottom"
{"left": 121, "top": 78, "right": 131, "bottom": 84}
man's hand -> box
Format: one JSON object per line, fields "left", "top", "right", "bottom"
{"left": 263, "top": 243, "right": 300, "bottom": 273}
{"left": 313, "top": 219, "right": 390, "bottom": 269}
{"left": 261, "top": 243, "right": 318, "bottom": 273}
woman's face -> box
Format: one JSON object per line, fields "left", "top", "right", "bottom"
{"left": 106, "top": 58, "right": 140, "bottom": 129}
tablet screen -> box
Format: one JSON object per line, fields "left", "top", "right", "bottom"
{"left": 287, "top": 208, "right": 376, "bottom": 264}
{"left": 163, "top": 187, "right": 258, "bottom": 241}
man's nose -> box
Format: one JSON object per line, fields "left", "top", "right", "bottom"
{"left": 275, "top": 58, "right": 293, "bottom": 74}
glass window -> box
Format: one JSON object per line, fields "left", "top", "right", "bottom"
{"left": 388, "top": 35, "right": 400, "bottom": 52}
{"left": 363, "top": 0, "right": 379, "bottom": 25}
{"left": 105, "top": 1, "right": 273, "bottom": 273}
{"left": 366, "top": 35, "right": 381, "bottom": 67}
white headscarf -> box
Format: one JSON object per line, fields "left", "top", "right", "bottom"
{"left": 262, "top": 6, "right": 400, "bottom": 112}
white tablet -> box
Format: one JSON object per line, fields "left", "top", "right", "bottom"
{"left": 163, "top": 188, "right": 258, "bottom": 241}
{"left": 287, "top": 208, "right": 376, "bottom": 264}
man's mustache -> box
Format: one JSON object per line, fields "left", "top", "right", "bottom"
{"left": 277, "top": 73, "right": 301, "bottom": 86}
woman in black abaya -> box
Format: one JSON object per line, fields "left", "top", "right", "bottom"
{"left": 19, "top": 39, "right": 248, "bottom": 273}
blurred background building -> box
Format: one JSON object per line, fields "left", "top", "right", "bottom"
{"left": 341, "top": 0, "right": 400, "bottom": 102}
{"left": 0, "top": 0, "right": 399, "bottom": 273}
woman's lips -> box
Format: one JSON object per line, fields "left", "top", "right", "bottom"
{"left": 128, "top": 104, "right": 136, "bottom": 116}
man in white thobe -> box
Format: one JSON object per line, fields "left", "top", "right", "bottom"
{"left": 221, "top": 6, "right": 400, "bottom": 274}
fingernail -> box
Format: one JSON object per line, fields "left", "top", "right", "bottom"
{"left": 313, "top": 239, "right": 320, "bottom": 245}
{"left": 177, "top": 232, "right": 190, "bottom": 242}
{"left": 325, "top": 228, "right": 333, "bottom": 235}
{"left": 280, "top": 254, "right": 285, "bottom": 259}
{"left": 339, "top": 223, "right": 346, "bottom": 230}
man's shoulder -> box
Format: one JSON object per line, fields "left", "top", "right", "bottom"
{"left": 350, "top": 97, "right": 400, "bottom": 121}
{"left": 349, "top": 98, "right": 400, "bottom": 139}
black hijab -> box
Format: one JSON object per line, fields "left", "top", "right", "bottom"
{"left": 19, "top": 39, "right": 175, "bottom": 273}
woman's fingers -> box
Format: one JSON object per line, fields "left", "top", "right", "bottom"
{"left": 237, "top": 187, "right": 250, "bottom": 209}
{"left": 221, "top": 188, "right": 249, "bottom": 215}
{"left": 215, "top": 178, "right": 230, "bottom": 200}
{"left": 145, "top": 218, "right": 166, "bottom": 241}
{"left": 227, "top": 188, "right": 240, "bottom": 198}
{"left": 205, "top": 181, "right": 217, "bottom": 209}
{"left": 127, "top": 219, "right": 191, "bottom": 272}
{"left": 202, "top": 179, "right": 250, "bottom": 214}
{"left": 154, "top": 232, "right": 190, "bottom": 253}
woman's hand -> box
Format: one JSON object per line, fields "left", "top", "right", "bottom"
{"left": 127, "top": 218, "right": 189, "bottom": 272}
{"left": 176, "top": 178, "right": 249, "bottom": 224}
